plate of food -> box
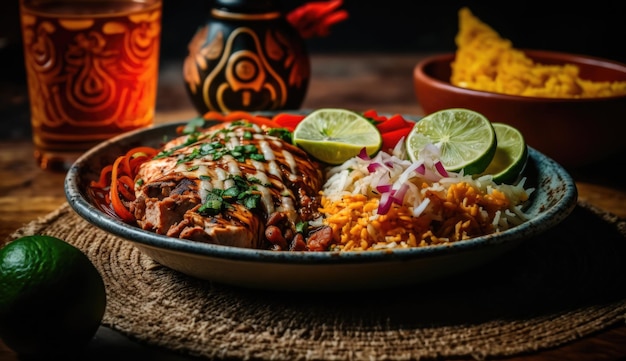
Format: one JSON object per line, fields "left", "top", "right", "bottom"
{"left": 64, "top": 108, "right": 578, "bottom": 291}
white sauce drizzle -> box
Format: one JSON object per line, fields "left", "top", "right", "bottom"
{"left": 197, "top": 165, "right": 212, "bottom": 202}
{"left": 174, "top": 163, "right": 188, "bottom": 173}
{"left": 267, "top": 161, "right": 282, "bottom": 180}
{"left": 279, "top": 196, "right": 297, "bottom": 222}
{"left": 257, "top": 185, "right": 274, "bottom": 215}
{"left": 258, "top": 140, "right": 276, "bottom": 161}
{"left": 228, "top": 135, "right": 240, "bottom": 148}
{"left": 281, "top": 149, "right": 299, "bottom": 182}
{"left": 212, "top": 167, "right": 228, "bottom": 190}
{"left": 224, "top": 155, "right": 241, "bottom": 176}
{"left": 250, "top": 160, "right": 270, "bottom": 185}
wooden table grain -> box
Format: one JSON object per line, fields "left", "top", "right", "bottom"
{"left": 1, "top": 54, "right": 626, "bottom": 360}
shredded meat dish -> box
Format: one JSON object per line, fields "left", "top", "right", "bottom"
{"left": 130, "top": 121, "right": 332, "bottom": 251}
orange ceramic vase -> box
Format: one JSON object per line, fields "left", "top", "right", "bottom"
{"left": 183, "top": 0, "right": 310, "bottom": 114}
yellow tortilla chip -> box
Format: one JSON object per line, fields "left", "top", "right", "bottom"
{"left": 451, "top": 7, "right": 626, "bottom": 98}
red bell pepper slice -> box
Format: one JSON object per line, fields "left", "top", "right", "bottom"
{"left": 272, "top": 113, "right": 306, "bottom": 131}
{"left": 376, "top": 114, "right": 411, "bottom": 133}
{"left": 381, "top": 126, "right": 413, "bottom": 151}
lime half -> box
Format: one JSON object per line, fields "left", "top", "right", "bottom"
{"left": 406, "top": 108, "right": 497, "bottom": 174}
{"left": 293, "top": 108, "right": 382, "bottom": 165}
{"left": 480, "top": 123, "right": 528, "bottom": 184}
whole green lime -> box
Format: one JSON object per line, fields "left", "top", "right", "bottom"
{"left": 0, "top": 235, "right": 106, "bottom": 357}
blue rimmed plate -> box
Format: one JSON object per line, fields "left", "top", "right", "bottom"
{"left": 64, "top": 117, "right": 578, "bottom": 292}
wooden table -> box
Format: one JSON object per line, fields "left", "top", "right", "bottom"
{"left": 1, "top": 54, "right": 626, "bottom": 360}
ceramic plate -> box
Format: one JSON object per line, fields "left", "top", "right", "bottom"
{"left": 65, "top": 119, "right": 578, "bottom": 292}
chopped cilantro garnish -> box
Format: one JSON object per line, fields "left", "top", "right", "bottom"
{"left": 243, "top": 193, "right": 261, "bottom": 209}
{"left": 267, "top": 128, "right": 293, "bottom": 143}
{"left": 181, "top": 117, "right": 207, "bottom": 135}
{"left": 295, "top": 221, "right": 307, "bottom": 234}
{"left": 154, "top": 149, "right": 173, "bottom": 159}
{"left": 249, "top": 153, "right": 265, "bottom": 161}
{"left": 198, "top": 174, "right": 263, "bottom": 216}
{"left": 198, "top": 191, "right": 224, "bottom": 216}
{"left": 222, "top": 186, "right": 240, "bottom": 199}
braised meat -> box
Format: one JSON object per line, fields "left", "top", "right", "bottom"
{"left": 130, "top": 121, "right": 324, "bottom": 250}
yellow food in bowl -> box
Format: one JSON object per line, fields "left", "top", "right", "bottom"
{"left": 451, "top": 7, "right": 626, "bottom": 98}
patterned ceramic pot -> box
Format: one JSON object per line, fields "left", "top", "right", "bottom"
{"left": 183, "top": 0, "right": 310, "bottom": 114}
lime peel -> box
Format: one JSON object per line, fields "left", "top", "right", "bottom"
{"left": 481, "top": 122, "right": 529, "bottom": 184}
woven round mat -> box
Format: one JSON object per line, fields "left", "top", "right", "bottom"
{"left": 6, "top": 201, "right": 626, "bottom": 361}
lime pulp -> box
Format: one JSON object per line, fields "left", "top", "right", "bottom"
{"left": 406, "top": 108, "right": 497, "bottom": 175}
{"left": 292, "top": 108, "right": 382, "bottom": 165}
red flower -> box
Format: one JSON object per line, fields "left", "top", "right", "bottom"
{"left": 286, "top": 0, "right": 348, "bottom": 39}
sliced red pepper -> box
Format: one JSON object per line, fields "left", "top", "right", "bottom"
{"left": 202, "top": 111, "right": 227, "bottom": 121}
{"left": 90, "top": 164, "right": 113, "bottom": 188}
{"left": 202, "top": 110, "right": 281, "bottom": 129}
{"left": 286, "top": 0, "right": 348, "bottom": 39}
{"left": 376, "top": 114, "right": 412, "bottom": 133}
{"left": 272, "top": 113, "right": 306, "bottom": 131}
{"left": 362, "top": 109, "right": 378, "bottom": 118}
{"left": 362, "top": 109, "right": 387, "bottom": 123}
{"left": 381, "top": 126, "right": 413, "bottom": 151}
{"left": 109, "top": 155, "right": 136, "bottom": 223}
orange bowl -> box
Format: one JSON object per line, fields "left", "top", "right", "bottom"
{"left": 413, "top": 50, "right": 626, "bottom": 168}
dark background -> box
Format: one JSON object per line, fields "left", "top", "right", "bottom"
{"left": 1, "top": 0, "right": 625, "bottom": 68}
{"left": 2, "top": 0, "right": 624, "bottom": 139}
{"left": 157, "top": 0, "right": 626, "bottom": 63}
{"left": 0, "top": 0, "right": 624, "bottom": 141}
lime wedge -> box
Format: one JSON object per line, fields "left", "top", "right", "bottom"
{"left": 293, "top": 108, "right": 382, "bottom": 165}
{"left": 406, "top": 108, "right": 497, "bottom": 174}
{"left": 480, "top": 123, "right": 529, "bottom": 184}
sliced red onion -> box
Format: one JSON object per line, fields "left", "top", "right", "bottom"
{"left": 376, "top": 184, "right": 392, "bottom": 193}
{"left": 358, "top": 147, "right": 370, "bottom": 160}
{"left": 397, "top": 160, "right": 424, "bottom": 185}
{"left": 378, "top": 191, "right": 392, "bottom": 215}
{"left": 434, "top": 161, "right": 448, "bottom": 177}
{"left": 367, "top": 162, "right": 382, "bottom": 173}
{"left": 391, "top": 183, "right": 409, "bottom": 204}
{"left": 375, "top": 172, "right": 391, "bottom": 191}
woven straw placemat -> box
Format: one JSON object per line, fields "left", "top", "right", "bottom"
{"left": 5, "top": 201, "right": 626, "bottom": 361}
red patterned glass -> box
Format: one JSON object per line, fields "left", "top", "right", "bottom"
{"left": 19, "top": 0, "right": 162, "bottom": 171}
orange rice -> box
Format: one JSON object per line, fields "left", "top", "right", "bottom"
{"left": 317, "top": 150, "right": 531, "bottom": 251}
